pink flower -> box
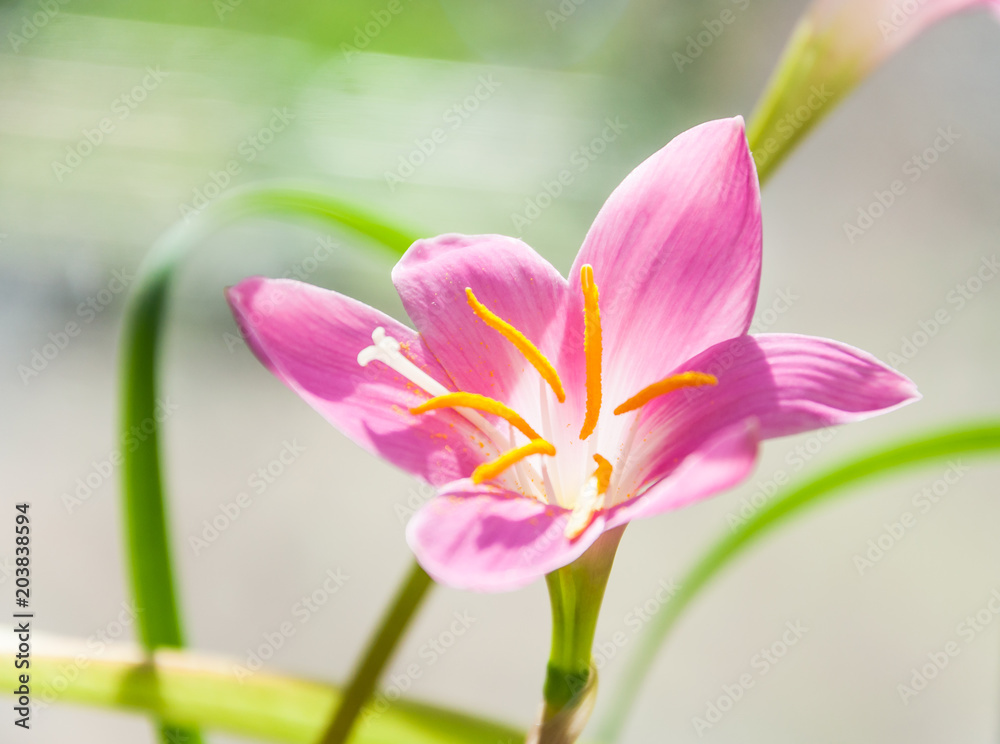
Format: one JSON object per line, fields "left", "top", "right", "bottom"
{"left": 227, "top": 117, "right": 917, "bottom": 592}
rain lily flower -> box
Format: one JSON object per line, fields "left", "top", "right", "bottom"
{"left": 227, "top": 117, "right": 917, "bottom": 594}
{"left": 749, "top": 0, "right": 1000, "bottom": 179}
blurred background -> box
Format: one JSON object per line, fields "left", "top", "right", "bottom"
{"left": 2, "top": 0, "right": 1000, "bottom": 742}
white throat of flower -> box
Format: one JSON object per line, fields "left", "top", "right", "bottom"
{"left": 358, "top": 266, "right": 717, "bottom": 538}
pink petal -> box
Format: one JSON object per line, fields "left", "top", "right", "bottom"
{"left": 606, "top": 421, "right": 760, "bottom": 528}
{"left": 391, "top": 234, "right": 573, "bottom": 412}
{"left": 227, "top": 277, "right": 486, "bottom": 486}
{"left": 629, "top": 333, "right": 919, "bottom": 487}
{"left": 568, "top": 117, "right": 762, "bottom": 404}
{"left": 406, "top": 482, "right": 606, "bottom": 592}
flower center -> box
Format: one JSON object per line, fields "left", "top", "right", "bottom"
{"left": 357, "top": 265, "right": 718, "bottom": 538}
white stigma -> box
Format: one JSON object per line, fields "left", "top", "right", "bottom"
{"left": 358, "top": 327, "right": 524, "bottom": 468}
{"left": 358, "top": 327, "right": 453, "bottom": 399}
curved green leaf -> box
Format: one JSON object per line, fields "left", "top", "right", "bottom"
{"left": 118, "top": 182, "right": 420, "bottom": 743}
{"left": 597, "top": 422, "right": 1000, "bottom": 741}
{"left": 0, "top": 640, "right": 520, "bottom": 744}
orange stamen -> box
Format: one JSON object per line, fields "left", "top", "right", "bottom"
{"left": 411, "top": 392, "right": 541, "bottom": 441}
{"left": 472, "top": 439, "right": 556, "bottom": 485}
{"left": 592, "top": 453, "right": 612, "bottom": 495}
{"left": 613, "top": 372, "right": 718, "bottom": 416}
{"left": 579, "top": 265, "right": 602, "bottom": 440}
{"left": 465, "top": 288, "right": 566, "bottom": 403}
{"left": 565, "top": 454, "right": 613, "bottom": 539}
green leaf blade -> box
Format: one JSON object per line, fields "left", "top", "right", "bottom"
{"left": 597, "top": 422, "right": 1000, "bottom": 741}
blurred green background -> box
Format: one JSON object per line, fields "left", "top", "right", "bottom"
{"left": 3, "top": 0, "right": 1000, "bottom": 742}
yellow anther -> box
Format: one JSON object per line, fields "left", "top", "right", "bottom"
{"left": 411, "top": 392, "right": 541, "bottom": 442}
{"left": 465, "top": 288, "right": 566, "bottom": 403}
{"left": 472, "top": 439, "right": 556, "bottom": 485}
{"left": 579, "top": 265, "right": 602, "bottom": 440}
{"left": 565, "top": 454, "right": 613, "bottom": 540}
{"left": 592, "top": 453, "right": 612, "bottom": 495}
{"left": 613, "top": 372, "right": 718, "bottom": 416}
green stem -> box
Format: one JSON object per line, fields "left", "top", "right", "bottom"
{"left": 0, "top": 640, "right": 521, "bottom": 744}
{"left": 543, "top": 569, "right": 591, "bottom": 712}
{"left": 320, "top": 561, "right": 434, "bottom": 744}
{"left": 537, "top": 528, "right": 624, "bottom": 743}
{"left": 597, "top": 421, "right": 1000, "bottom": 742}
{"left": 119, "top": 182, "right": 419, "bottom": 743}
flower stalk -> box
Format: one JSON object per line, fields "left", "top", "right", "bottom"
{"left": 533, "top": 528, "right": 624, "bottom": 744}
{"left": 319, "top": 561, "right": 434, "bottom": 744}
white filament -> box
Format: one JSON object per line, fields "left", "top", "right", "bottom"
{"left": 359, "top": 327, "right": 555, "bottom": 496}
